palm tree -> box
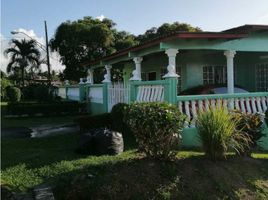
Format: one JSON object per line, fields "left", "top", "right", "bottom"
{"left": 4, "top": 39, "right": 41, "bottom": 87}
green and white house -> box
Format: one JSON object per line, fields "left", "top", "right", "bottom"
{"left": 58, "top": 24, "right": 268, "bottom": 149}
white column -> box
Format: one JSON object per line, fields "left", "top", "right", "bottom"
{"left": 130, "top": 57, "right": 143, "bottom": 81}
{"left": 163, "top": 49, "right": 179, "bottom": 78}
{"left": 86, "top": 68, "right": 94, "bottom": 84}
{"left": 224, "top": 50, "right": 236, "bottom": 94}
{"left": 79, "top": 78, "right": 84, "bottom": 84}
{"left": 102, "top": 65, "right": 112, "bottom": 83}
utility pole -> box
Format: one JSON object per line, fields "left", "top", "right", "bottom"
{"left": 44, "top": 20, "right": 51, "bottom": 86}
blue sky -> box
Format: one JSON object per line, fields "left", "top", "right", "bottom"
{"left": 2, "top": 0, "right": 268, "bottom": 38}
{"left": 1, "top": 0, "right": 268, "bottom": 72}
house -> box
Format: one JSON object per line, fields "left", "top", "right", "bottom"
{"left": 58, "top": 24, "right": 268, "bottom": 149}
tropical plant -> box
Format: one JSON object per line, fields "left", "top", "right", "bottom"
{"left": 1, "top": 71, "right": 13, "bottom": 100}
{"left": 196, "top": 107, "right": 250, "bottom": 161}
{"left": 125, "top": 102, "right": 186, "bottom": 160}
{"left": 4, "top": 39, "right": 41, "bottom": 87}
{"left": 232, "top": 111, "right": 264, "bottom": 155}
{"left": 6, "top": 86, "right": 21, "bottom": 102}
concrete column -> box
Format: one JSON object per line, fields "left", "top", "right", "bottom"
{"left": 130, "top": 57, "right": 143, "bottom": 81}
{"left": 224, "top": 50, "right": 236, "bottom": 94}
{"left": 86, "top": 68, "right": 94, "bottom": 84}
{"left": 102, "top": 65, "right": 112, "bottom": 83}
{"left": 163, "top": 49, "right": 179, "bottom": 78}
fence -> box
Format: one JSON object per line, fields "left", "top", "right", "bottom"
{"left": 108, "top": 83, "right": 130, "bottom": 111}
{"left": 57, "top": 87, "right": 66, "bottom": 99}
{"left": 56, "top": 79, "right": 172, "bottom": 114}
{"left": 177, "top": 92, "right": 268, "bottom": 127}
{"left": 66, "top": 86, "right": 80, "bottom": 101}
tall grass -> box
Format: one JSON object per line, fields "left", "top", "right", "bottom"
{"left": 196, "top": 107, "right": 250, "bottom": 161}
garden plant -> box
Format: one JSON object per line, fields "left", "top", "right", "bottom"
{"left": 196, "top": 107, "right": 251, "bottom": 161}
{"left": 126, "top": 102, "right": 185, "bottom": 160}
{"left": 232, "top": 110, "right": 264, "bottom": 156}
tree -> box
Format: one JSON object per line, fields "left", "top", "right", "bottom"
{"left": 1, "top": 71, "right": 12, "bottom": 100}
{"left": 4, "top": 39, "right": 41, "bottom": 87}
{"left": 51, "top": 17, "right": 138, "bottom": 82}
{"left": 137, "top": 22, "right": 202, "bottom": 43}
{"left": 113, "top": 31, "right": 138, "bottom": 51}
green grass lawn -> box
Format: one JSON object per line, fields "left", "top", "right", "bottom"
{"left": 2, "top": 131, "right": 268, "bottom": 200}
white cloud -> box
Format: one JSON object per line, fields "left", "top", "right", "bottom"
{"left": 0, "top": 34, "right": 10, "bottom": 72}
{"left": 1, "top": 28, "right": 65, "bottom": 74}
{"left": 96, "top": 14, "right": 105, "bottom": 21}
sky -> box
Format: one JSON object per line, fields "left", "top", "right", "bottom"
{"left": 1, "top": 0, "right": 268, "bottom": 73}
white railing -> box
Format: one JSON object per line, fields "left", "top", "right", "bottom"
{"left": 67, "top": 87, "right": 80, "bottom": 101}
{"left": 108, "top": 83, "right": 130, "bottom": 111}
{"left": 177, "top": 92, "right": 268, "bottom": 128}
{"left": 136, "top": 85, "right": 164, "bottom": 102}
{"left": 88, "top": 84, "right": 103, "bottom": 103}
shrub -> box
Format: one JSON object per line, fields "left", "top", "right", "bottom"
{"left": 33, "top": 85, "right": 52, "bottom": 102}
{"left": 232, "top": 111, "right": 264, "bottom": 155}
{"left": 110, "top": 103, "right": 129, "bottom": 132}
{"left": 1, "top": 77, "right": 12, "bottom": 100}
{"left": 6, "top": 101, "right": 81, "bottom": 116}
{"left": 196, "top": 108, "right": 250, "bottom": 161}
{"left": 125, "top": 102, "right": 185, "bottom": 160}
{"left": 75, "top": 113, "right": 112, "bottom": 133}
{"left": 6, "top": 86, "right": 21, "bottom": 102}
{"left": 22, "top": 84, "right": 53, "bottom": 102}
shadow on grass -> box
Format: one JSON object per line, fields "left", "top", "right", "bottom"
{"left": 2, "top": 132, "right": 268, "bottom": 200}
{"left": 1, "top": 132, "right": 137, "bottom": 170}
{"left": 48, "top": 154, "right": 268, "bottom": 200}
{"left": 4, "top": 153, "right": 265, "bottom": 200}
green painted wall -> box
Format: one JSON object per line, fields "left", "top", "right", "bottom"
{"left": 122, "top": 50, "right": 267, "bottom": 92}
{"left": 88, "top": 102, "right": 106, "bottom": 115}
{"left": 181, "top": 126, "right": 268, "bottom": 150}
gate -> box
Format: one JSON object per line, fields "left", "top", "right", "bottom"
{"left": 108, "top": 83, "right": 130, "bottom": 111}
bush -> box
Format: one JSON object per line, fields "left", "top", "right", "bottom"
{"left": 1, "top": 77, "right": 12, "bottom": 100}
{"left": 22, "top": 84, "right": 52, "bottom": 102}
{"left": 232, "top": 111, "right": 264, "bottom": 155}
{"left": 196, "top": 108, "right": 250, "bottom": 161}
{"left": 110, "top": 103, "right": 129, "bottom": 132}
{"left": 6, "top": 86, "right": 21, "bottom": 102}
{"left": 75, "top": 113, "right": 112, "bottom": 133}
{"left": 125, "top": 102, "right": 185, "bottom": 160}
{"left": 6, "top": 101, "right": 82, "bottom": 116}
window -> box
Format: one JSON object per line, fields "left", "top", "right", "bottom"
{"left": 256, "top": 63, "right": 268, "bottom": 91}
{"left": 141, "top": 72, "right": 147, "bottom": 81}
{"left": 148, "top": 71, "right": 156, "bottom": 81}
{"left": 203, "top": 66, "right": 227, "bottom": 85}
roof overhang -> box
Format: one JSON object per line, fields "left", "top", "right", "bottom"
{"left": 82, "top": 32, "right": 248, "bottom": 68}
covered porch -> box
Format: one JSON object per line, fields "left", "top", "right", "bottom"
{"left": 57, "top": 25, "right": 268, "bottom": 149}
{"left": 58, "top": 25, "right": 268, "bottom": 115}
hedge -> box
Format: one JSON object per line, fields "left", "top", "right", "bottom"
{"left": 6, "top": 101, "right": 82, "bottom": 116}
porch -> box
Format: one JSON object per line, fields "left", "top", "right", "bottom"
{"left": 57, "top": 25, "right": 268, "bottom": 149}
